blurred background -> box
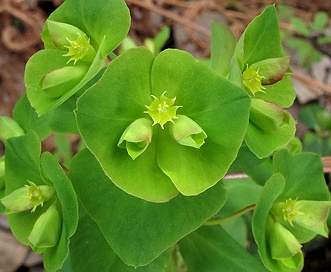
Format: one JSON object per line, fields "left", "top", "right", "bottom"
{"left": 0, "top": 0, "right": 331, "bottom": 271}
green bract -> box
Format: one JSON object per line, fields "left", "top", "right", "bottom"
{"left": 69, "top": 148, "right": 226, "bottom": 267}
{"left": 25, "top": 0, "right": 130, "bottom": 116}
{"left": 76, "top": 47, "right": 250, "bottom": 202}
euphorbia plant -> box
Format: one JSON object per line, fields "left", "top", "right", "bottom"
{"left": 0, "top": 1, "right": 330, "bottom": 271}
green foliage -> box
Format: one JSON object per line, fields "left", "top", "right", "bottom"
{"left": 0, "top": 1, "right": 330, "bottom": 271}
{"left": 253, "top": 150, "right": 331, "bottom": 272}
{"left": 69, "top": 149, "right": 226, "bottom": 267}
{"left": 278, "top": 5, "right": 330, "bottom": 66}
{"left": 3, "top": 131, "right": 78, "bottom": 271}
{"left": 299, "top": 104, "right": 331, "bottom": 156}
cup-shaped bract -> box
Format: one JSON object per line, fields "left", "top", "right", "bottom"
{"left": 25, "top": 0, "right": 130, "bottom": 116}
{"left": 118, "top": 118, "right": 153, "bottom": 160}
{"left": 76, "top": 47, "right": 250, "bottom": 202}
{"left": 249, "top": 99, "right": 284, "bottom": 132}
{"left": 268, "top": 221, "right": 303, "bottom": 268}
{"left": 253, "top": 150, "right": 331, "bottom": 272}
{"left": 3, "top": 131, "right": 78, "bottom": 271}
{"left": 28, "top": 203, "right": 62, "bottom": 250}
{"left": 170, "top": 115, "right": 207, "bottom": 149}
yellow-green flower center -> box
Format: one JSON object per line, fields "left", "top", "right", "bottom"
{"left": 145, "top": 92, "right": 182, "bottom": 129}
{"left": 242, "top": 65, "right": 266, "bottom": 95}
{"left": 64, "top": 33, "right": 91, "bottom": 64}
{"left": 26, "top": 181, "right": 46, "bottom": 212}
{"left": 282, "top": 198, "right": 302, "bottom": 226}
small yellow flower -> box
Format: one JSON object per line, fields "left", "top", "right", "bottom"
{"left": 242, "top": 65, "right": 266, "bottom": 95}
{"left": 63, "top": 33, "right": 92, "bottom": 64}
{"left": 145, "top": 92, "right": 182, "bottom": 129}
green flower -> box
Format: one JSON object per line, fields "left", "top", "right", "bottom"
{"left": 253, "top": 151, "right": 331, "bottom": 272}
{"left": 242, "top": 57, "right": 290, "bottom": 96}
{"left": 242, "top": 65, "right": 266, "bottom": 95}
{"left": 3, "top": 131, "right": 78, "bottom": 271}
{"left": 1, "top": 181, "right": 55, "bottom": 213}
{"left": 25, "top": 0, "right": 130, "bottom": 115}
{"left": 144, "top": 92, "right": 182, "bottom": 129}
{"left": 63, "top": 32, "right": 95, "bottom": 64}
{"left": 76, "top": 47, "right": 250, "bottom": 202}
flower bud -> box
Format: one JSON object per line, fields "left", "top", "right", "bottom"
{"left": 268, "top": 220, "right": 304, "bottom": 270}
{"left": 118, "top": 118, "right": 153, "bottom": 160}
{"left": 269, "top": 221, "right": 302, "bottom": 260}
{"left": 28, "top": 204, "right": 62, "bottom": 250}
{"left": 1, "top": 181, "right": 55, "bottom": 213}
{"left": 250, "top": 56, "right": 290, "bottom": 85}
{"left": 249, "top": 99, "right": 284, "bottom": 132}
{"left": 41, "top": 65, "right": 89, "bottom": 98}
{"left": 170, "top": 115, "right": 207, "bottom": 149}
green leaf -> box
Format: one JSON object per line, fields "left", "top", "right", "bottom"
{"left": 38, "top": 153, "right": 77, "bottom": 271}
{"left": 49, "top": 66, "right": 106, "bottom": 134}
{"left": 49, "top": 97, "right": 79, "bottom": 133}
{"left": 302, "top": 132, "right": 331, "bottom": 156}
{"left": 0, "top": 189, "right": 5, "bottom": 213}
{"left": 53, "top": 133, "right": 73, "bottom": 169}
{"left": 245, "top": 110, "right": 296, "bottom": 158}
{"left": 0, "top": 116, "right": 25, "bottom": 142}
{"left": 76, "top": 47, "right": 250, "bottom": 201}
{"left": 229, "top": 144, "right": 273, "bottom": 185}
{"left": 309, "top": 12, "right": 328, "bottom": 31}
{"left": 0, "top": 156, "right": 4, "bottom": 191}
{"left": 239, "top": 5, "right": 285, "bottom": 66}
{"left": 290, "top": 17, "right": 310, "bottom": 36}
{"left": 41, "top": 0, "right": 130, "bottom": 58}
{"left": 273, "top": 150, "right": 330, "bottom": 202}
{"left": 70, "top": 204, "right": 172, "bottom": 272}
{"left": 220, "top": 178, "right": 263, "bottom": 217}
{"left": 211, "top": 21, "right": 236, "bottom": 76}
{"left": 215, "top": 178, "right": 263, "bottom": 245}
{"left": 179, "top": 225, "right": 268, "bottom": 272}
{"left": 68, "top": 148, "right": 226, "bottom": 267}
{"left": 286, "top": 38, "right": 322, "bottom": 66}
{"left": 144, "top": 26, "right": 170, "bottom": 55}
{"left": 12, "top": 94, "right": 52, "bottom": 139}
{"left": 298, "top": 104, "right": 324, "bottom": 130}
{"left": 254, "top": 75, "right": 296, "bottom": 108}
{"left": 4, "top": 132, "right": 78, "bottom": 271}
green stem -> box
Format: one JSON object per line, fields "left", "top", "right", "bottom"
{"left": 109, "top": 51, "right": 118, "bottom": 60}
{"left": 204, "top": 204, "right": 256, "bottom": 226}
